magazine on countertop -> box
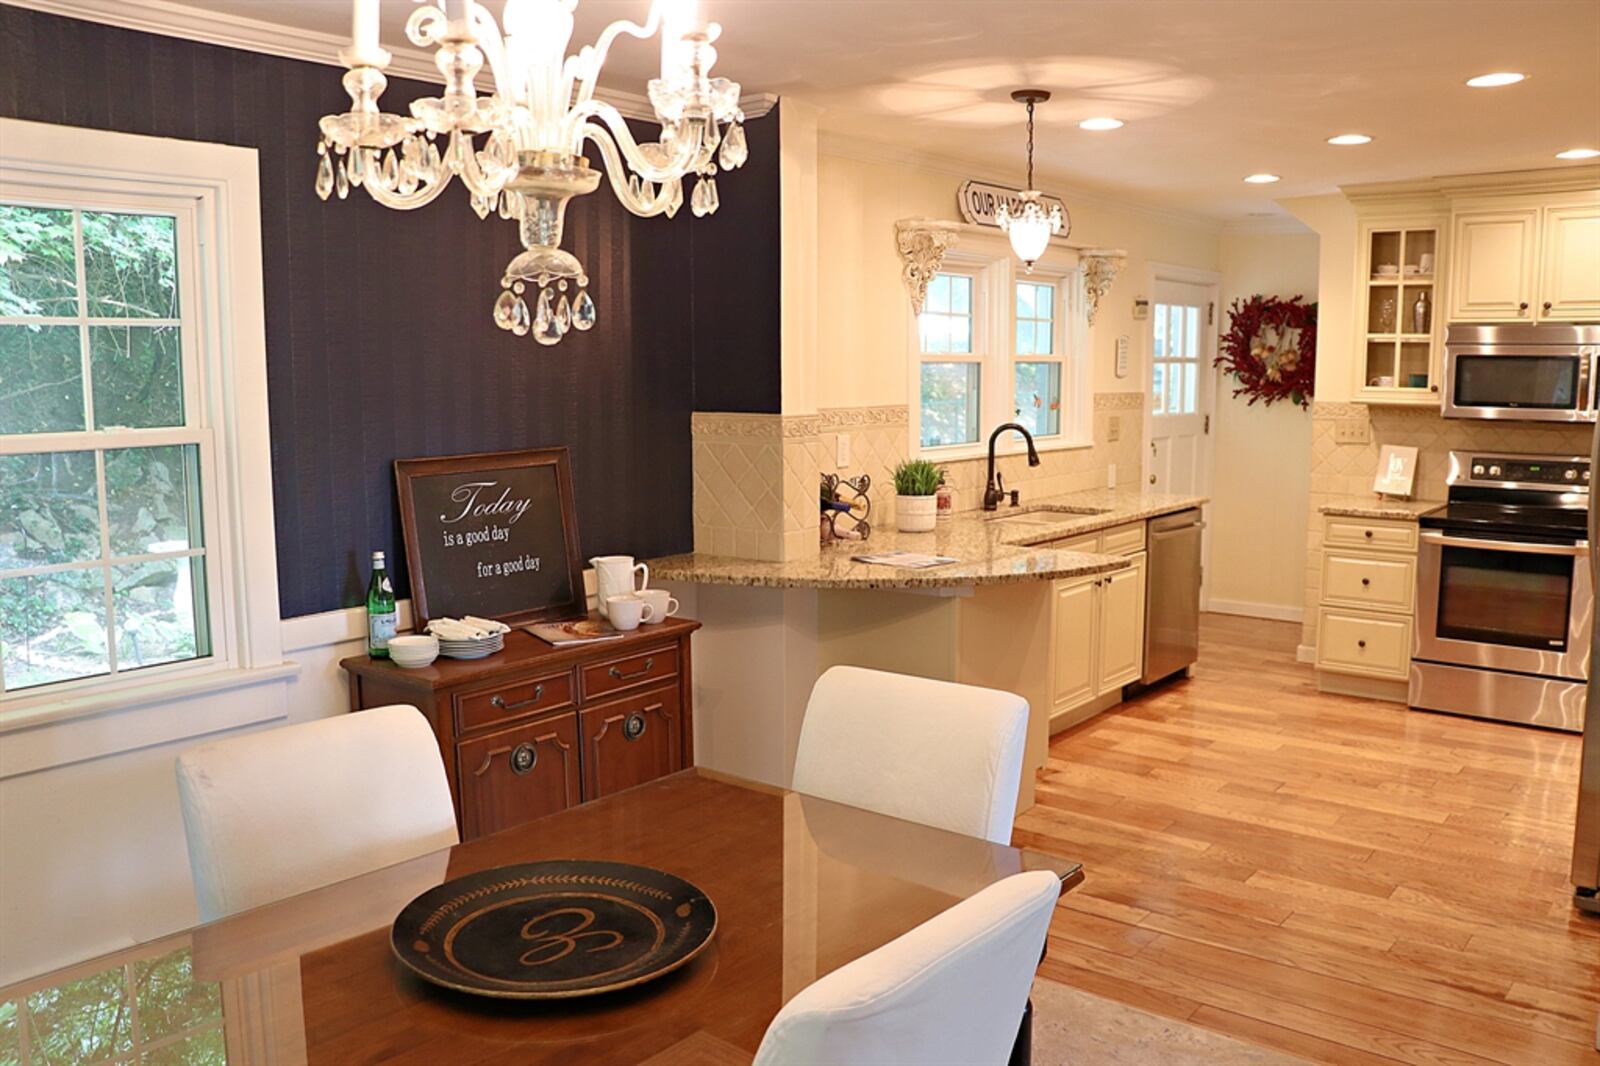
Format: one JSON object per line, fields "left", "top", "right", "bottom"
{"left": 527, "top": 619, "right": 626, "bottom": 646}
{"left": 849, "top": 550, "right": 959, "bottom": 569}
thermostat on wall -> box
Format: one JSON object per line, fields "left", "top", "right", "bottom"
{"left": 1132, "top": 298, "right": 1150, "bottom": 321}
{"left": 1115, "top": 336, "right": 1130, "bottom": 378}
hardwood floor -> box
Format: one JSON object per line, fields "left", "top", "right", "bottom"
{"left": 1021, "top": 613, "right": 1599, "bottom": 1066}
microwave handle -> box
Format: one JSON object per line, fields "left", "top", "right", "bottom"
{"left": 1420, "top": 531, "right": 1588, "bottom": 556}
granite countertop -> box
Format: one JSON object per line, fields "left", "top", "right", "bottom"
{"left": 1319, "top": 496, "right": 1443, "bottom": 521}
{"left": 648, "top": 489, "right": 1207, "bottom": 590}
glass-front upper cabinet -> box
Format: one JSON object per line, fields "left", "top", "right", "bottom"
{"left": 1356, "top": 216, "right": 1448, "bottom": 405}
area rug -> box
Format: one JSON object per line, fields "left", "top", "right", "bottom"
{"left": 1031, "top": 979, "right": 1310, "bottom": 1065}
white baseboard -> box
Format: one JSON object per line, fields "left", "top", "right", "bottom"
{"left": 1206, "top": 598, "right": 1304, "bottom": 624}
{"left": 1296, "top": 643, "right": 1317, "bottom": 664}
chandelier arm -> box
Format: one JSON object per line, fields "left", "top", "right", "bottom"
{"left": 566, "top": 100, "right": 704, "bottom": 179}
{"left": 363, "top": 170, "right": 455, "bottom": 210}
{"left": 579, "top": 122, "right": 684, "bottom": 216}
{"left": 570, "top": 12, "right": 661, "bottom": 109}
{"left": 467, "top": 7, "right": 517, "bottom": 104}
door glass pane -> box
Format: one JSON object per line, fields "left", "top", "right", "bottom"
{"left": 0, "top": 568, "right": 109, "bottom": 690}
{"left": 920, "top": 362, "right": 981, "bottom": 447}
{"left": 0, "top": 204, "right": 79, "bottom": 316}
{"left": 0, "top": 451, "right": 101, "bottom": 569}
{"left": 1437, "top": 546, "right": 1572, "bottom": 649}
{"left": 105, "top": 444, "right": 203, "bottom": 556}
{"left": 1184, "top": 363, "right": 1198, "bottom": 414}
{"left": 1151, "top": 363, "right": 1166, "bottom": 411}
{"left": 1169, "top": 306, "right": 1184, "bottom": 357}
{"left": 82, "top": 211, "right": 179, "bottom": 320}
{"left": 1153, "top": 305, "right": 1167, "bottom": 358}
{"left": 90, "top": 324, "right": 183, "bottom": 429}
{"left": 0, "top": 325, "right": 86, "bottom": 434}
{"left": 1014, "top": 362, "right": 1061, "bottom": 436}
{"left": 113, "top": 556, "right": 210, "bottom": 672}
{"left": 1185, "top": 306, "right": 1200, "bottom": 359}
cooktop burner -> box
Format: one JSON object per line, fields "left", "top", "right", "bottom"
{"left": 1422, "top": 450, "right": 1590, "bottom": 543}
{"left": 1420, "top": 500, "right": 1587, "bottom": 540}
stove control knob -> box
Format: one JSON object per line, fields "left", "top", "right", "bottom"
{"left": 1487, "top": 465, "right": 1502, "bottom": 478}
{"left": 1565, "top": 468, "right": 1579, "bottom": 481}
{"left": 1472, "top": 464, "right": 1486, "bottom": 476}
{"left": 1584, "top": 470, "right": 1591, "bottom": 482}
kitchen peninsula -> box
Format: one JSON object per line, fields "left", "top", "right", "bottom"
{"left": 650, "top": 488, "right": 1206, "bottom": 810}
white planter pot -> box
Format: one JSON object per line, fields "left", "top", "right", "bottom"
{"left": 896, "top": 494, "right": 938, "bottom": 533}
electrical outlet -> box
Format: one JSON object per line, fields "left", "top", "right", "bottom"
{"left": 836, "top": 432, "right": 851, "bottom": 467}
{"left": 1334, "top": 419, "right": 1371, "bottom": 444}
{"left": 1107, "top": 463, "right": 1118, "bottom": 489}
{"left": 1107, "top": 416, "right": 1121, "bottom": 442}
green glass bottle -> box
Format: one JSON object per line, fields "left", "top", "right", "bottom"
{"left": 367, "top": 550, "right": 398, "bottom": 658}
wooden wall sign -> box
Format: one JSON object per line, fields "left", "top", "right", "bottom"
{"left": 395, "top": 448, "right": 586, "bottom": 628}
{"left": 956, "top": 180, "right": 1070, "bottom": 236}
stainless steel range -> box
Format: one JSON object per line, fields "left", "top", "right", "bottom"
{"left": 1409, "top": 451, "right": 1591, "bottom": 733}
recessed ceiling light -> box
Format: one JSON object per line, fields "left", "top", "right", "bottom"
{"left": 1327, "top": 133, "right": 1373, "bottom": 146}
{"left": 1079, "top": 117, "right": 1124, "bottom": 131}
{"left": 1556, "top": 147, "right": 1600, "bottom": 160}
{"left": 1466, "top": 72, "right": 1525, "bottom": 88}
{"left": 1243, "top": 173, "right": 1281, "bottom": 184}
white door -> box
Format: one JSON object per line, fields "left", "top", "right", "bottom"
{"left": 1148, "top": 280, "right": 1214, "bottom": 496}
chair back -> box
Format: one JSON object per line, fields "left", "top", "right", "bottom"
{"left": 176, "top": 705, "right": 458, "bottom": 921}
{"left": 753, "top": 870, "right": 1060, "bottom": 1066}
{"left": 792, "top": 666, "right": 1027, "bottom": 844}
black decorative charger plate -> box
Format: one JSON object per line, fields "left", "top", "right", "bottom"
{"left": 391, "top": 860, "right": 716, "bottom": 999}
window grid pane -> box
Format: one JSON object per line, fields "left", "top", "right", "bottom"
{"left": 1015, "top": 281, "right": 1054, "bottom": 357}
{"left": 1014, "top": 361, "right": 1061, "bottom": 437}
{"left": 919, "top": 273, "right": 974, "bottom": 355}
{"left": 920, "top": 362, "right": 981, "bottom": 447}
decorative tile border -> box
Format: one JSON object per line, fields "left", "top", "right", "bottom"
{"left": 819, "top": 405, "right": 910, "bottom": 428}
{"left": 1094, "top": 392, "right": 1145, "bottom": 411}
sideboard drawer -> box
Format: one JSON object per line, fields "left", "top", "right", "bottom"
{"left": 454, "top": 671, "right": 575, "bottom": 735}
{"left": 1322, "top": 553, "right": 1415, "bottom": 612}
{"left": 1316, "top": 608, "right": 1411, "bottom": 679}
{"left": 1324, "top": 517, "right": 1419, "bottom": 553}
{"left": 456, "top": 711, "right": 582, "bottom": 838}
{"left": 580, "top": 684, "right": 684, "bottom": 802}
{"left": 582, "top": 644, "right": 680, "bottom": 701}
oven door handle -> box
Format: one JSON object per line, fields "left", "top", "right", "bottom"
{"left": 1420, "top": 531, "right": 1589, "bottom": 556}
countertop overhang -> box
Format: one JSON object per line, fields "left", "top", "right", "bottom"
{"left": 648, "top": 490, "right": 1208, "bottom": 590}
{"left": 1319, "top": 496, "right": 1441, "bottom": 521}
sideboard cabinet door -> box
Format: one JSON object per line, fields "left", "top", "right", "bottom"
{"left": 456, "top": 711, "right": 582, "bottom": 838}
{"left": 580, "top": 684, "right": 683, "bottom": 802}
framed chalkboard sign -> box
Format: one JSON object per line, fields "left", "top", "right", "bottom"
{"left": 395, "top": 448, "right": 586, "bottom": 629}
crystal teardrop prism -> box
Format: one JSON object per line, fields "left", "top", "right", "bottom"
{"left": 690, "top": 179, "right": 711, "bottom": 218}
{"left": 348, "top": 147, "right": 366, "bottom": 188}
{"left": 719, "top": 122, "right": 749, "bottom": 169}
{"left": 510, "top": 296, "right": 531, "bottom": 336}
{"left": 471, "top": 193, "right": 492, "bottom": 220}
{"left": 533, "top": 288, "right": 562, "bottom": 345}
{"left": 335, "top": 161, "right": 350, "bottom": 200}
{"left": 315, "top": 152, "right": 334, "bottom": 200}
{"left": 381, "top": 150, "right": 399, "bottom": 190}
{"left": 555, "top": 294, "right": 571, "bottom": 334}
{"left": 703, "top": 178, "right": 720, "bottom": 215}
{"left": 493, "top": 289, "right": 517, "bottom": 330}
{"left": 572, "top": 290, "right": 597, "bottom": 331}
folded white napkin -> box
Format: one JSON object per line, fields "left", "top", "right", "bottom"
{"left": 426, "top": 617, "right": 512, "bottom": 641}
{"left": 462, "top": 615, "right": 512, "bottom": 635}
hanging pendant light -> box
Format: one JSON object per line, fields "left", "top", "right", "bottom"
{"left": 995, "top": 89, "right": 1064, "bottom": 272}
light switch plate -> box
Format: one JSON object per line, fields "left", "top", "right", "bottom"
{"left": 1334, "top": 419, "right": 1371, "bottom": 444}
{"left": 836, "top": 432, "right": 851, "bottom": 467}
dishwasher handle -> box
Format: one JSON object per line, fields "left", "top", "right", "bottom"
{"left": 1148, "top": 509, "right": 1204, "bottom": 535}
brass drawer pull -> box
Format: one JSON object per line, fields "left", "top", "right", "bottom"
{"left": 1361, "top": 578, "right": 1371, "bottom": 587}
{"left": 623, "top": 713, "right": 648, "bottom": 741}
{"left": 490, "top": 684, "right": 544, "bottom": 712}
{"left": 510, "top": 743, "right": 537, "bottom": 774}
{"left": 609, "top": 657, "right": 655, "bottom": 681}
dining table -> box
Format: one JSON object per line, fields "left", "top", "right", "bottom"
{"left": 1, "top": 768, "right": 1083, "bottom": 1065}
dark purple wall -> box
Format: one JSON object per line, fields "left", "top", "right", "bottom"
{"left": 0, "top": 5, "right": 781, "bottom": 616}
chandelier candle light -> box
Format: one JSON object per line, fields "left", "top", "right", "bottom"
{"left": 314, "top": 0, "right": 748, "bottom": 345}
{"left": 995, "top": 89, "right": 1064, "bottom": 272}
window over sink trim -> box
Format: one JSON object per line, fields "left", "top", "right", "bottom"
{"left": 0, "top": 119, "right": 289, "bottom": 774}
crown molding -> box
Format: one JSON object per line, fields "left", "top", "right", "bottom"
{"left": 6, "top": 0, "right": 776, "bottom": 122}
{"left": 818, "top": 128, "right": 1225, "bottom": 235}
{"left": 1220, "top": 215, "right": 1314, "bottom": 236}
{"left": 1343, "top": 164, "right": 1600, "bottom": 204}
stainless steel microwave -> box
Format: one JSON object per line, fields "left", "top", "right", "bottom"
{"left": 1442, "top": 323, "right": 1600, "bottom": 422}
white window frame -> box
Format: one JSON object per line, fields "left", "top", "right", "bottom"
{"left": 0, "top": 119, "right": 293, "bottom": 773}
{"left": 911, "top": 233, "right": 1091, "bottom": 462}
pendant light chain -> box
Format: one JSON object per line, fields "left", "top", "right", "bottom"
{"left": 1025, "top": 98, "right": 1036, "bottom": 189}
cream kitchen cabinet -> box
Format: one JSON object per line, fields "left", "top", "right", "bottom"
{"left": 1448, "top": 198, "right": 1600, "bottom": 323}
{"left": 1047, "top": 522, "right": 1147, "bottom": 732}
{"left": 1315, "top": 512, "right": 1418, "bottom": 701}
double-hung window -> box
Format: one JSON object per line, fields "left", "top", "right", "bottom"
{"left": 1012, "top": 279, "right": 1063, "bottom": 437}
{"left": 917, "top": 271, "right": 982, "bottom": 447}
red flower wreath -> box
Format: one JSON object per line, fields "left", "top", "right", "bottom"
{"left": 1215, "top": 295, "right": 1317, "bottom": 408}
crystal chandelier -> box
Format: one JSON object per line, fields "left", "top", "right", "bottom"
{"left": 314, "top": 0, "right": 747, "bottom": 345}
{"left": 995, "top": 89, "right": 1063, "bottom": 273}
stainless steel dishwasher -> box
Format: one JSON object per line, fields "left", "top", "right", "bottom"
{"left": 1141, "top": 509, "right": 1203, "bottom": 684}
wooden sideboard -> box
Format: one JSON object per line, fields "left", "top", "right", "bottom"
{"left": 339, "top": 616, "right": 699, "bottom": 840}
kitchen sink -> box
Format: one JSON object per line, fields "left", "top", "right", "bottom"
{"left": 984, "top": 506, "right": 1111, "bottom": 528}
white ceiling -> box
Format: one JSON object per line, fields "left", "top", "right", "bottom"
{"left": 115, "top": 0, "right": 1600, "bottom": 219}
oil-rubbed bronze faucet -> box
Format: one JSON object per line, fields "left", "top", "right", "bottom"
{"left": 983, "top": 422, "right": 1041, "bottom": 510}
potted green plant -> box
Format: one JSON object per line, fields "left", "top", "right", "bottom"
{"left": 892, "top": 459, "right": 943, "bottom": 533}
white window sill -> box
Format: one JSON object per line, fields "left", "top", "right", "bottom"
{"left": 916, "top": 435, "right": 1094, "bottom": 463}
{"left": 0, "top": 661, "right": 300, "bottom": 779}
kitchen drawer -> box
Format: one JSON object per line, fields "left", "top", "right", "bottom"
{"left": 456, "top": 710, "right": 582, "bottom": 838}
{"left": 1324, "top": 516, "right": 1419, "bottom": 553}
{"left": 1316, "top": 608, "right": 1411, "bottom": 679}
{"left": 1049, "top": 532, "right": 1101, "bottom": 553}
{"left": 454, "top": 670, "right": 575, "bottom": 735}
{"left": 1321, "top": 553, "right": 1415, "bottom": 613}
{"left": 1100, "top": 522, "right": 1146, "bottom": 556}
{"left": 581, "top": 644, "right": 680, "bottom": 700}
{"left": 580, "top": 683, "right": 683, "bottom": 802}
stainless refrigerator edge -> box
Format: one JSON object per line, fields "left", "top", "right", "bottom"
{"left": 1575, "top": 423, "right": 1600, "bottom": 914}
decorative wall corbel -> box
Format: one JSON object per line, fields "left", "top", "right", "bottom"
{"left": 894, "top": 219, "right": 961, "bottom": 313}
{"left": 1080, "top": 250, "right": 1127, "bottom": 326}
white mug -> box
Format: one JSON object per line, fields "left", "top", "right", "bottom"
{"left": 590, "top": 555, "right": 649, "bottom": 619}
{"left": 636, "top": 588, "right": 679, "bottom": 624}
{"left": 606, "top": 595, "right": 654, "bottom": 631}
{"left": 1419, "top": 252, "right": 1435, "bottom": 274}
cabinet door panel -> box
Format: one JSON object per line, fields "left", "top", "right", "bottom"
{"left": 456, "top": 712, "right": 581, "bottom": 839}
{"left": 1539, "top": 205, "right": 1600, "bottom": 321}
{"left": 1450, "top": 210, "right": 1538, "bottom": 321}
{"left": 1052, "top": 575, "right": 1098, "bottom": 712}
{"left": 1097, "top": 554, "right": 1147, "bottom": 693}
{"left": 580, "top": 684, "right": 683, "bottom": 801}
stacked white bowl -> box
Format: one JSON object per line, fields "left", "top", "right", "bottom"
{"left": 387, "top": 634, "right": 440, "bottom": 669}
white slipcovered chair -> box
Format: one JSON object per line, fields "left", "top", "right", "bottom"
{"left": 792, "top": 666, "right": 1029, "bottom": 845}
{"left": 753, "top": 869, "right": 1060, "bottom": 1066}
{"left": 175, "top": 704, "right": 458, "bottom": 921}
